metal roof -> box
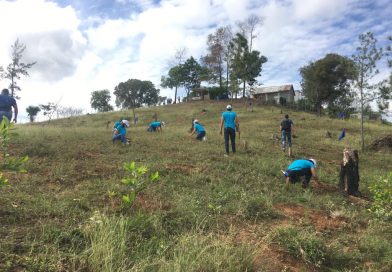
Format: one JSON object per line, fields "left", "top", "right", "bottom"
{"left": 252, "top": 84, "right": 294, "bottom": 95}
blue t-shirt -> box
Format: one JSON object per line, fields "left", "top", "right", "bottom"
{"left": 0, "top": 94, "right": 16, "bottom": 112}
{"left": 194, "top": 123, "right": 205, "bottom": 133}
{"left": 114, "top": 121, "right": 121, "bottom": 128}
{"left": 150, "top": 121, "right": 161, "bottom": 128}
{"left": 222, "top": 111, "right": 237, "bottom": 129}
{"left": 287, "top": 160, "right": 315, "bottom": 171}
{"left": 116, "top": 124, "right": 127, "bottom": 136}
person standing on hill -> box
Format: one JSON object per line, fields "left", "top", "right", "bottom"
{"left": 190, "top": 119, "right": 206, "bottom": 141}
{"left": 112, "top": 120, "right": 130, "bottom": 144}
{"left": 0, "top": 88, "right": 18, "bottom": 123}
{"left": 282, "top": 158, "right": 320, "bottom": 188}
{"left": 280, "top": 114, "right": 294, "bottom": 157}
{"left": 220, "top": 104, "right": 239, "bottom": 156}
{"left": 147, "top": 121, "right": 165, "bottom": 132}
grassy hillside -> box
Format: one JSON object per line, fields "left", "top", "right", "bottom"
{"left": 1, "top": 101, "right": 391, "bottom": 271}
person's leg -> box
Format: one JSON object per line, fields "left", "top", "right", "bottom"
{"left": 224, "top": 128, "right": 230, "bottom": 154}
{"left": 196, "top": 131, "right": 205, "bottom": 141}
{"left": 120, "top": 134, "right": 127, "bottom": 143}
{"left": 112, "top": 134, "right": 121, "bottom": 143}
{"left": 302, "top": 169, "right": 312, "bottom": 188}
{"left": 229, "top": 128, "right": 236, "bottom": 153}
{"left": 287, "top": 131, "right": 292, "bottom": 156}
{"left": 281, "top": 130, "right": 287, "bottom": 150}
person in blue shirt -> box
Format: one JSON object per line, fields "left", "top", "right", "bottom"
{"left": 220, "top": 105, "right": 239, "bottom": 156}
{"left": 112, "top": 117, "right": 123, "bottom": 131}
{"left": 0, "top": 89, "right": 18, "bottom": 123}
{"left": 112, "top": 120, "right": 130, "bottom": 144}
{"left": 283, "top": 158, "right": 319, "bottom": 188}
{"left": 190, "top": 119, "right": 206, "bottom": 141}
{"left": 280, "top": 114, "right": 294, "bottom": 157}
{"left": 147, "top": 121, "right": 165, "bottom": 132}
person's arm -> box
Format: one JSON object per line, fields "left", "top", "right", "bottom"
{"left": 12, "top": 103, "right": 18, "bottom": 123}
{"left": 220, "top": 117, "right": 224, "bottom": 135}
{"left": 311, "top": 168, "right": 320, "bottom": 184}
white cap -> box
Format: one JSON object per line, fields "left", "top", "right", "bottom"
{"left": 193, "top": 119, "right": 199, "bottom": 124}
{"left": 121, "top": 120, "right": 130, "bottom": 127}
{"left": 161, "top": 121, "right": 165, "bottom": 126}
{"left": 226, "top": 105, "right": 232, "bottom": 110}
{"left": 309, "top": 158, "right": 317, "bottom": 168}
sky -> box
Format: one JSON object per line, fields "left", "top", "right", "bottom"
{"left": 0, "top": 0, "right": 391, "bottom": 122}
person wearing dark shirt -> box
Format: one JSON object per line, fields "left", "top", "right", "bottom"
{"left": 280, "top": 114, "right": 294, "bottom": 157}
{"left": 0, "top": 89, "right": 18, "bottom": 123}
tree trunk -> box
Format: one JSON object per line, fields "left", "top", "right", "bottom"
{"left": 174, "top": 86, "right": 178, "bottom": 104}
{"left": 339, "top": 148, "right": 360, "bottom": 196}
{"left": 242, "top": 81, "right": 246, "bottom": 98}
{"left": 360, "top": 87, "right": 364, "bottom": 152}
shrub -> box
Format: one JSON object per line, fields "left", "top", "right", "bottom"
{"left": 368, "top": 172, "right": 392, "bottom": 220}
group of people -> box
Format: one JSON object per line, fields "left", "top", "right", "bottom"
{"left": 111, "top": 104, "right": 319, "bottom": 188}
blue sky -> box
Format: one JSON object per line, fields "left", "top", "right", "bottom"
{"left": 0, "top": 0, "right": 390, "bottom": 121}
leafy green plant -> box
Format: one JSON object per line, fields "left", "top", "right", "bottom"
{"left": 0, "top": 117, "right": 28, "bottom": 187}
{"left": 369, "top": 172, "right": 392, "bottom": 220}
{"left": 117, "top": 162, "right": 159, "bottom": 206}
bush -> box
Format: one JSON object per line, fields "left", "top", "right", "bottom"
{"left": 369, "top": 172, "right": 392, "bottom": 220}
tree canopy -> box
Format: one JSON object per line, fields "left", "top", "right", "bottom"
{"left": 90, "top": 90, "right": 114, "bottom": 112}
{"left": 114, "top": 79, "right": 159, "bottom": 109}
{"left": 300, "top": 53, "right": 357, "bottom": 116}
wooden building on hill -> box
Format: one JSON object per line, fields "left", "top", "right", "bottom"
{"left": 252, "top": 84, "right": 295, "bottom": 103}
{"left": 191, "top": 88, "right": 210, "bottom": 101}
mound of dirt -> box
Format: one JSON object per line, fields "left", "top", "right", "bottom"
{"left": 369, "top": 134, "right": 392, "bottom": 152}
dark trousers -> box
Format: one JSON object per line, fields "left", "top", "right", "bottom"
{"left": 224, "top": 127, "right": 236, "bottom": 154}
{"left": 287, "top": 168, "right": 312, "bottom": 188}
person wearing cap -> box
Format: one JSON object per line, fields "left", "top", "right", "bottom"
{"left": 112, "top": 119, "right": 130, "bottom": 144}
{"left": 280, "top": 114, "right": 294, "bottom": 157}
{"left": 190, "top": 119, "right": 206, "bottom": 141}
{"left": 0, "top": 88, "right": 18, "bottom": 123}
{"left": 147, "top": 121, "right": 164, "bottom": 132}
{"left": 283, "top": 158, "right": 319, "bottom": 188}
{"left": 113, "top": 117, "right": 123, "bottom": 131}
{"left": 220, "top": 104, "right": 239, "bottom": 156}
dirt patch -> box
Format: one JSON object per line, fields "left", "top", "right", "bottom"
{"left": 254, "top": 245, "right": 317, "bottom": 272}
{"left": 369, "top": 134, "right": 392, "bottom": 152}
{"left": 134, "top": 193, "right": 171, "bottom": 212}
{"left": 275, "top": 203, "right": 347, "bottom": 231}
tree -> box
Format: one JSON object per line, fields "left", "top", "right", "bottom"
{"left": 114, "top": 79, "right": 159, "bottom": 119}
{"left": 351, "top": 32, "right": 383, "bottom": 151}
{"left": 300, "top": 53, "right": 357, "bottom": 116}
{"left": 378, "top": 36, "right": 392, "bottom": 115}
{"left": 237, "top": 14, "right": 263, "bottom": 52}
{"left": 161, "top": 65, "right": 184, "bottom": 104}
{"left": 202, "top": 26, "right": 232, "bottom": 91}
{"left": 90, "top": 90, "right": 114, "bottom": 112}
{"left": 229, "top": 33, "right": 267, "bottom": 97}
{"left": 162, "top": 48, "right": 187, "bottom": 104}
{"left": 26, "top": 106, "right": 40, "bottom": 122}
{"left": 39, "top": 103, "right": 58, "bottom": 123}
{"left": 181, "top": 57, "right": 205, "bottom": 98}
{"left": 1, "top": 39, "right": 36, "bottom": 98}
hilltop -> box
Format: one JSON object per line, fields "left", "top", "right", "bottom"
{"left": 1, "top": 101, "right": 391, "bottom": 271}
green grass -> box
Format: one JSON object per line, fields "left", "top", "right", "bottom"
{"left": 1, "top": 101, "right": 391, "bottom": 271}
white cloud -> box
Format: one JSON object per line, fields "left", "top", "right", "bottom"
{"left": 0, "top": 0, "right": 390, "bottom": 123}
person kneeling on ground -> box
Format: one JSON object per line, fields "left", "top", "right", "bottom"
{"left": 283, "top": 158, "right": 319, "bottom": 188}
{"left": 147, "top": 121, "right": 165, "bottom": 132}
{"left": 112, "top": 120, "right": 130, "bottom": 144}
{"left": 190, "top": 119, "right": 206, "bottom": 141}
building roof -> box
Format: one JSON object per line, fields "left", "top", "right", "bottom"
{"left": 252, "top": 84, "right": 294, "bottom": 95}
